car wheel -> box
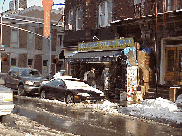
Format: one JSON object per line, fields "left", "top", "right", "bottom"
{"left": 18, "top": 85, "right": 25, "bottom": 96}
{"left": 66, "top": 93, "right": 74, "bottom": 104}
{"left": 40, "top": 89, "right": 46, "bottom": 99}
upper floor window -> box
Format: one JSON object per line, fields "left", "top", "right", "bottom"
{"left": 76, "top": 7, "right": 83, "bottom": 30}
{"left": 68, "top": 9, "right": 74, "bottom": 30}
{"left": 11, "top": 28, "right": 19, "bottom": 48}
{"left": 99, "top": 0, "right": 112, "bottom": 27}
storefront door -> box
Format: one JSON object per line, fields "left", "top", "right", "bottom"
{"left": 165, "top": 47, "right": 182, "bottom": 85}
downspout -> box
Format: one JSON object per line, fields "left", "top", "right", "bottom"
{"left": 155, "top": 0, "right": 158, "bottom": 96}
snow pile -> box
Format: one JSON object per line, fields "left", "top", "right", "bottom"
{"left": 123, "top": 97, "right": 182, "bottom": 124}
{"left": 128, "top": 97, "right": 179, "bottom": 112}
{"left": 101, "top": 100, "right": 118, "bottom": 113}
{"left": 175, "top": 94, "right": 182, "bottom": 105}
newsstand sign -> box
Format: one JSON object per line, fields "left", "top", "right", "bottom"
{"left": 78, "top": 38, "right": 134, "bottom": 51}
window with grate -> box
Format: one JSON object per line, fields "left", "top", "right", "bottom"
{"left": 68, "top": 9, "right": 74, "bottom": 30}
{"left": 98, "top": 0, "right": 112, "bottom": 27}
{"left": 76, "top": 6, "right": 83, "bottom": 30}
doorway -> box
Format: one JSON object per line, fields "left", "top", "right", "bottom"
{"left": 165, "top": 47, "right": 182, "bottom": 85}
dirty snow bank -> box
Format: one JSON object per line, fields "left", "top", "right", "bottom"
{"left": 122, "top": 97, "right": 182, "bottom": 124}
{"left": 0, "top": 113, "right": 77, "bottom": 136}
{"left": 15, "top": 95, "right": 182, "bottom": 125}
{"left": 176, "top": 94, "right": 182, "bottom": 105}
{"left": 73, "top": 98, "right": 182, "bottom": 125}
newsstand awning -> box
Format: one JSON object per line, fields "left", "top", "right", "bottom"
{"left": 67, "top": 50, "right": 123, "bottom": 63}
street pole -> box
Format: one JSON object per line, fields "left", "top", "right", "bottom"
{"left": 0, "top": 13, "right": 2, "bottom": 73}
{"left": 0, "top": 0, "right": 5, "bottom": 73}
{"left": 49, "top": 23, "right": 51, "bottom": 80}
{"left": 42, "top": 0, "right": 53, "bottom": 80}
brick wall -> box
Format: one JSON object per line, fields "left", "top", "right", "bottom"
{"left": 34, "top": 54, "right": 42, "bottom": 74}
{"left": 2, "top": 26, "right": 11, "bottom": 47}
{"left": 1, "top": 53, "right": 10, "bottom": 73}
{"left": 18, "top": 53, "right": 27, "bottom": 67}
{"left": 19, "top": 25, "right": 27, "bottom": 48}
{"left": 51, "top": 29, "right": 57, "bottom": 51}
{"left": 35, "top": 27, "right": 43, "bottom": 50}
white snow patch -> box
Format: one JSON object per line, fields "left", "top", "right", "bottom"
{"left": 124, "top": 97, "right": 182, "bottom": 124}
{"left": 176, "top": 94, "right": 182, "bottom": 104}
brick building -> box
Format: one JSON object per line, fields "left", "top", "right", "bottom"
{"left": 63, "top": 0, "right": 182, "bottom": 99}
{"left": 0, "top": 6, "right": 64, "bottom": 77}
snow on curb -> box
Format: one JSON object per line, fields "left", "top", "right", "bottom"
{"left": 125, "top": 97, "right": 182, "bottom": 124}
{"left": 14, "top": 95, "right": 182, "bottom": 126}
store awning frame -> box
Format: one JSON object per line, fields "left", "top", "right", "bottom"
{"left": 66, "top": 50, "right": 124, "bottom": 63}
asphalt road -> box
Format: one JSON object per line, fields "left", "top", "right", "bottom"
{"left": 1, "top": 94, "right": 180, "bottom": 136}
{"left": 0, "top": 80, "right": 182, "bottom": 135}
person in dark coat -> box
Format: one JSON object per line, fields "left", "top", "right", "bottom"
{"left": 87, "top": 68, "right": 96, "bottom": 88}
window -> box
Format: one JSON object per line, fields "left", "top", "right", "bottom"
{"left": 99, "top": 0, "right": 112, "bottom": 27}
{"left": 68, "top": 9, "right": 74, "bottom": 30}
{"left": 28, "top": 59, "right": 33, "bottom": 65}
{"left": 43, "top": 60, "right": 48, "bottom": 66}
{"left": 76, "top": 7, "right": 83, "bottom": 30}
{"left": 59, "top": 35, "right": 62, "bottom": 46}
{"left": 52, "top": 79, "right": 65, "bottom": 86}
{"left": 11, "top": 29, "right": 18, "bottom": 47}
{"left": 11, "top": 58, "right": 16, "bottom": 66}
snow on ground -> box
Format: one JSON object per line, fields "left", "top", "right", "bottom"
{"left": 0, "top": 113, "right": 78, "bottom": 136}
{"left": 15, "top": 95, "right": 182, "bottom": 126}
{"left": 124, "top": 97, "right": 182, "bottom": 124}
{"left": 73, "top": 98, "right": 182, "bottom": 125}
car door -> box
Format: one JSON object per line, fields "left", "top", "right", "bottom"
{"left": 11, "top": 72, "right": 19, "bottom": 89}
{"left": 57, "top": 79, "right": 67, "bottom": 100}
{"left": 51, "top": 79, "right": 66, "bottom": 100}
{"left": 43, "top": 80, "right": 54, "bottom": 99}
{"left": 50, "top": 79, "right": 61, "bottom": 100}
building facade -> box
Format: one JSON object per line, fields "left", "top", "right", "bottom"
{"left": 0, "top": 6, "right": 64, "bottom": 77}
{"left": 64, "top": 0, "right": 182, "bottom": 99}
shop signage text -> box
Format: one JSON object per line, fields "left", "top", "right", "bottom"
{"left": 78, "top": 38, "right": 134, "bottom": 51}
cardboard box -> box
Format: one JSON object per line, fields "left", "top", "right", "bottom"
{"left": 138, "top": 51, "right": 151, "bottom": 69}
{"left": 143, "top": 69, "right": 150, "bottom": 82}
{"left": 136, "top": 91, "right": 143, "bottom": 101}
{"left": 144, "top": 82, "right": 149, "bottom": 92}
{"left": 141, "top": 85, "right": 145, "bottom": 95}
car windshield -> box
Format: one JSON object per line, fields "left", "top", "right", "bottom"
{"left": 19, "top": 69, "right": 41, "bottom": 76}
{"left": 60, "top": 70, "right": 65, "bottom": 76}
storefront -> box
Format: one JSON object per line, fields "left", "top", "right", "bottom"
{"left": 67, "top": 38, "right": 134, "bottom": 98}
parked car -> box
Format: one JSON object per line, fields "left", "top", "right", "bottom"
{"left": 39, "top": 76, "right": 105, "bottom": 103}
{"left": 4, "top": 67, "right": 47, "bottom": 96}
{"left": 0, "top": 85, "right": 14, "bottom": 120}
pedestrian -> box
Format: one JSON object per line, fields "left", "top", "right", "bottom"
{"left": 87, "top": 68, "right": 96, "bottom": 88}
{"left": 83, "top": 70, "right": 90, "bottom": 84}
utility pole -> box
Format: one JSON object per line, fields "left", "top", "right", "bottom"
{"left": 0, "top": 0, "right": 6, "bottom": 73}
{"left": 0, "top": 12, "right": 2, "bottom": 73}
{"left": 42, "top": 0, "right": 53, "bottom": 80}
